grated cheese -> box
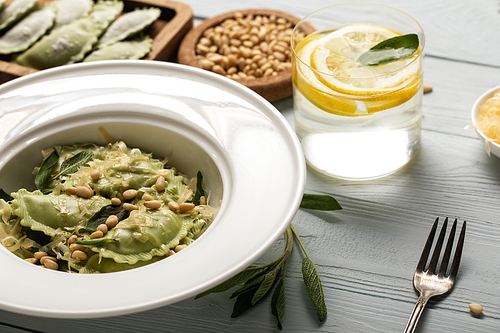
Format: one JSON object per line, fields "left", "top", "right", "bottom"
{"left": 477, "top": 91, "right": 500, "bottom": 143}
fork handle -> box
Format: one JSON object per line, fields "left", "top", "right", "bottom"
{"left": 403, "top": 295, "right": 429, "bottom": 333}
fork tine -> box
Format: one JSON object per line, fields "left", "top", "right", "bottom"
{"left": 449, "top": 221, "right": 466, "bottom": 280}
{"left": 416, "top": 217, "right": 439, "bottom": 272}
{"left": 427, "top": 217, "right": 449, "bottom": 274}
{"left": 438, "top": 218, "right": 457, "bottom": 277}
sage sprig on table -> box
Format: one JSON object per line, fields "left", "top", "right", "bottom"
{"left": 195, "top": 193, "right": 342, "bottom": 330}
{"left": 357, "top": 33, "right": 419, "bottom": 67}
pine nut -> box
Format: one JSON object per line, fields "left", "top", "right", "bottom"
{"left": 195, "top": 13, "right": 294, "bottom": 80}
{"left": 123, "top": 203, "right": 138, "bottom": 211}
{"left": 64, "top": 154, "right": 72, "bottom": 160}
{"left": 40, "top": 256, "right": 57, "bottom": 265}
{"left": 70, "top": 243, "right": 86, "bottom": 252}
{"left": 264, "top": 68, "right": 274, "bottom": 77}
{"left": 179, "top": 203, "right": 195, "bottom": 213}
{"left": 168, "top": 201, "right": 179, "bottom": 211}
{"left": 168, "top": 249, "right": 175, "bottom": 256}
{"left": 200, "top": 59, "right": 214, "bottom": 70}
{"left": 111, "top": 197, "right": 121, "bottom": 206}
{"left": 212, "top": 65, "right": 226, "bottom": 75}
{"left": 71, "top": 250, "right": 88, "bottom": 261}
{"left": 424, "top": 84, "right": 433, "bottom": 94}
{"left": 66, "top": 187, "right": 77, "bottom": 195}
{"left": 199, "top": 196, "right": 207, "bottom": 205}
{"left": 156, "top": 176, "right": 166, "bottom": 192}
{"left": 174, "top": 244, "right": 187, "bottom": 252}
{"left": 75, "top": 186, "right": 93, "bottom": 198}
{"left": 105, "top": 215, "right": 119, "bottom": 228}
{"left": 469, "top": 303, "right": 483, "bottom": 314}
{"left": 123, "top": 189, "right": 138, "bottom": 200}
{"left": 43, "top": 259, "right": 58, "bottom": 270}
{"left": 143, "top": 193, "right": 154, "bottom": 201}
{"left": 90, "top": 170, "right": 101, "bottom": 181}
{"left": 144, "top": 200, "right": 162, "bottom": 210}
{"left": 90, "top": 230, "right": 103, "bottom": 239}
{"left": 34, "top": 251, "right": 47, "bottom": 259}
{"left": 97, "top": 224, "right": 108, "bottom": 234}
{"left": 68, "top": 235, "right": 78, "bottom": 245}
{"left": 25, "top": 257, "right": 38, "bottom": 264}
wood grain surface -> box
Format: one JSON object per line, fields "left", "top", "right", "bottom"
{"left": 0, "top": 0, "right": 499, "bottom": 332}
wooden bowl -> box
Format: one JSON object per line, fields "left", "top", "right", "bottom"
{"left": 178, "top": 9, "right": 314, "bottom": 102}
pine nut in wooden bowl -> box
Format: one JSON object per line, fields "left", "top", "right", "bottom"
{"left": 178, "top": 9, "right": 314, "bottom": 102}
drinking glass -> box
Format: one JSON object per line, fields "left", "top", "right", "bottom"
{"left": 291, "top": 2, "right": 425, "bottom": 180}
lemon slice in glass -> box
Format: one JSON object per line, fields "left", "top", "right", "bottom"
{"left": 294, "top": 24, "right": 422, "bottom": 116}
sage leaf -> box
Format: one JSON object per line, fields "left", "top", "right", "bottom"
{"left": 56, "top": 151, "right": 93, "bottom": 177}
{"left": 230, "top": 273, "right": 267, "bottom": 299}
{"left": 193, "top": 171, "right": 206, "bottom": 206}
{"left": 357, "top": 33, "right": 419, "bottom": 66}
{"left": 300, "top": 194, "right": 342, "bottom": 211}
{"left": 271, "top": 278, "right": 286, "bottom": 331}
{"left": 85, "top": 203, "right": 130, "bottom": 232}
{"left": 34, "top": 149, "right": 59, "bottom": 189}
{"left": 251, "top": 267, "right": 280, "bottom": 305}
{"left": 76, "top": 237, "right": 118, "bottom": 246}
{"left": 302, "top": 257, "right": 327, "bottom": 322}
{"left": 0, "top": 189, "right": 13, "bottom": 202}
{"left": 195, "top": 265, "right": 266, "bottom": 299}
{"left": 25, "top": 229, "right": 51, "bottom": 247}
{"left": 231, "top": 286, "right": 260, "bottom": 318}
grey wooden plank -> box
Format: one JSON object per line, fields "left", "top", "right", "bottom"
{"left": 184, "top": 0, "right": 500, "bottom": 67}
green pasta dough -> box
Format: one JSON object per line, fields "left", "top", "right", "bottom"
{"left": 15, "top": 17, "right": 101, "bottom": 69}
{"left": 0, "top": 141, "right": 217, "bottom": 274}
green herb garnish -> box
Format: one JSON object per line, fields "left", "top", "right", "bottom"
{"left": 0, "top": 189, "right": 13, "bottom": 202}
{"left": 193, "top": 171, "right": 206, "bottom": 206}
{"left": 196, "top": 194, "right": 341, "bottom": 330}
{"left": 300, "top": 193, "right": 342, "bottom": 211}
{"left": 85, "top": 203, "right": 130, "bottom": 232}
{"left": 357, "top": 33, "right": 419, "bottom": 67}
{"left": 34, "top": 149, "right": 59, "bottom": 190}
{"left": 76, "top": 237, "right": 118, "bottom": 246}
{"left": 56, "top": 151, "right": 93, "bottom": 177}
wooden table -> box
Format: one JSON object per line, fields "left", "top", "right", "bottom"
{"left": 1, "top": 0, "right": 499, "bottom": 332}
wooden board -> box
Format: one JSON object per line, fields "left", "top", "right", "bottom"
{"left": 0, "top": 0, "right": 193, "bottom": 84}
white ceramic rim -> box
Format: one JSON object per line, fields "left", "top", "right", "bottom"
{"left": 0, "top": 60, "right": 306, "bottom": 318}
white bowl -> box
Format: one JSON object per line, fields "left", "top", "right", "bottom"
{"left": 0, "top": 61, "right": 306, "bottom": 318}
{"left": 471, "top": 85, "right": 500, "bottom": 157}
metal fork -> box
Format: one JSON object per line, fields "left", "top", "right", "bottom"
{"left": 403, "top": 217, "right": 466, "bottom": 333}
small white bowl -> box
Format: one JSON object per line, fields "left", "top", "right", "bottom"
{"left": 0, "top": 61, "right": 306, "bottom": 318}
{"left": 471, "top": 85, "right": 500, "bottom": 158}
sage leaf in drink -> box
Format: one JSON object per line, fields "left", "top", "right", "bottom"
{"left": 56, "top": 150, "right": 93, "bottom": 177}
{"left": 300, "top": 194, "right": 342, "bottom": 211}
{"left": 357, "top": 33, "right": 419, "bottom": 67}
{"left": 302, "top": 257, "right": 327, "bottom": 321}
{"left": 34, "top": 149, "right": 59, "bottom": 190}
{"left": 271, "top": 277, "right": 286, "bottom": 331}
{"left": 193, "top": 171, "right": 206, "bottom": 206}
